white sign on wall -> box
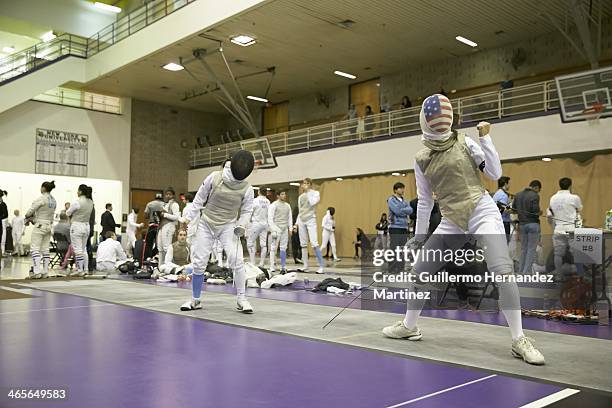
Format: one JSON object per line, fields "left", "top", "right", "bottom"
{"left": 35, "top": 128, "right": 88, "bottom": 177}
{"left": 571, "top": 228, "right": 603, "bottom": 264}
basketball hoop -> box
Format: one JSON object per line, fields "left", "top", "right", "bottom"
{"left": 583, "top": 103, "right": 605, "bottom": 125}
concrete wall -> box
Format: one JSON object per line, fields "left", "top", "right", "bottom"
{"left": 130, "top": 99, "right": 227, "bottom": 193}
{"left": 245, "top": 23, "right": 612, "bottom": 130}
{"left": 0, "top": 99, "right": 131, "bottom": 216}
{"left": 188, "top": 113, "right": 612, "bottom": 189}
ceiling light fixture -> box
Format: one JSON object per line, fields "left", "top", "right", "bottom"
{"left": 94, "top": 2, "right": 122, "bottom": 13}
{"left": 391, "top": 172, "right": 401, "bottom": 176}
{"left": 334, "top": 70, "right": 356, "bottom": 79}
{"left": 336, "top": 177, "right": 343, "bottom": 181}
{"left": 455, "top": 35, "right": 477, "bottom": 47}
{"left": 542, "top": 157, "right": 552, "bottom": 162}
{"left": 230, "top": 35, "right": 256, "bottom": 47}
{"left": 162, "top": 62, "right": 184, "bottom": 71}
{"left": 41, "top": 31, "right": 56, "bottom": 42}
{"left": 2, "top": 46, "right": 15, "bottom": 53}
{"left": 252, "top": 186, "right": 260, "bottom": 190}
{"left": 289, "top": 182, "right": 301, "bottom": 187}
{"left": 246, "top": 95, "right": 269, "bottom": 103}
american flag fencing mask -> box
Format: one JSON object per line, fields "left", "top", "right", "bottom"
{"left": 420, "top": 94, "right": 454, "bottom": 141}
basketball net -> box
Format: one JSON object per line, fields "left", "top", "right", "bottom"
{"left": 584, "top": 103, "right": 604, "bottom": 126}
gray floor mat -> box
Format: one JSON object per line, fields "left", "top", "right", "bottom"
{"left": 20, "top": 280, "right": 612, "bottom": 393}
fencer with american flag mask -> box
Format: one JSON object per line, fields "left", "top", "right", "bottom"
{"left": 381, "top": 94, "right": 545, "bottom": 365}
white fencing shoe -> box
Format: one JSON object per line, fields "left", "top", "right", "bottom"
{"left": 512, "top": 336, "right": 545, "bottom": 365}
{"left": 316, "top": 267, "right": 324, "bottom": 274}
{"left": 382, "top": 321, "right": 423, "bottom": 340}
{"left": 180, "top": 298, "right": 202, "bottom": 311}
{"left": 237, "top": 298, "right": 254, "bottom": 314}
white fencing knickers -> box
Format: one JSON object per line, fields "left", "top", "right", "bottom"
{"left": 30, "top": 220, "right": 52, "bottom": 275}
{"left": 1, "top": 218, "right": 7, "bottom": 254}
{"left": 402, "top": 195, "right": 524, "bottom": 340}
{"left": 156, "top": 223, "right": 176, "bottom": 266}
{"left": 70, "top": 221, "right": 90, "bottom": 273}
{"left": 247, "top": 222, "right": 268, "bottom": 266}
{"left": 125, "top": 231, "right": 136, "bottom": 257}
{"left": 321, "top": 229, "right": 338, "bottom": 259}
{"left": 191, "top": 219, "right": 246, "bottom": 299}
{"left": 297, "top": 217, "right": 323, "bottom": 269}
{"left": 12, "top": 228, "right": 24, "bottom": 255}
{"left": 269, "top": 229, "right": 289, "bottom": 271}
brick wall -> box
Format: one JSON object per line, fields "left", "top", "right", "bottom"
{"left": 130, "top": 99, "right": 228, "bottom": 193}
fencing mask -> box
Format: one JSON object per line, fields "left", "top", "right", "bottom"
{"left": 229, "top": 150, "right": 255, "bottom": 181}
{"left": 420, "top": 94, "right": 454, "bottom": 142}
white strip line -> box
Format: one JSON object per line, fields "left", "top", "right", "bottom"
{"left": 386, "top": 374, "right": 498, "bottom": 408}
{"left": 0, "top": 304, "right": 116, "bottom": 315}
{"left": 519, "top": 388, "right": 580, "bottom": 408}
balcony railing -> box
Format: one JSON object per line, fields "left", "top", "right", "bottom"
{"left": 32, "top": 87, "right": 122, "bottom": 114}
{"left": 0, "top": 0, "right": 198, "bottom": 84}
{"left": 190, "top": 79, "right": 561, "bottom": 168}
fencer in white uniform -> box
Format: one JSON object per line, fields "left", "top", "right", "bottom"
{"left": 321, "top": 207, "right": 340, "bottom": 262}
{"left": 96, "top": 231, "right": 127, "bottom": 272}
{"left": 157, "top": 187, "right": 181, "bottom": 265}
{"left": 25, "top": 181, "right": 57, "bottom": 279}
{"left": 0, "top": 190, "right": 7, "bottom": 255}
{"left": 180, "top": 150, "right": 255, "bottom": 313}
{"left": 66, "top": 184, "right": 94, "bottom": 277}
{"left": 268, "top": 190, "right": 293, "bottom": 275}
{"left": 382, "top": 94, "right": 545, "bottom": 365}
{"left": 10, "top": 210, "right": 26, "bottom": 256}
{"left": 247, "top": 188, "right": 270, "bottom": 267}
{"left": 297, "top": 178, "right": 325, "bottom": 274}
{"left": 159, "top": 229, "right": 192, "bottom": 275}
{"left": 125, "top": 208, "right": 143, "bottom": 257}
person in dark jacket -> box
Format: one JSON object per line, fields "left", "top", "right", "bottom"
{"left": 374, "top": 213, "right": 389, "bottom": 250}
{"left": 409, "top": 197, "right": 441, "bottom": 236}
{"left": 101, "top": 203, "right": 120, "bottom": 240}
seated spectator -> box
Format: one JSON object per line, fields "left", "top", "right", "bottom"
{"left": 157, "top": 229, "right": 192, "bottom": 278}
{"left": 53, "top": 212, "right": 74, "bottom": 269}
{"left": 380, "top": 96, "right": 391, "bottom": 113}
{"left": 96, "top": 231, "right": 127, "bottom": 272}
{"left": 400, "top": 96, "right": 412, "bottom": 109}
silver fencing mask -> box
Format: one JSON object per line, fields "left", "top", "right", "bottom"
{"left": 230, "top": 150, "right": 255, "bottom": 181}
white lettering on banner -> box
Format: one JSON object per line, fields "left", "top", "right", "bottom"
{"left": 571, "top": 228, "right": 603, "bottom": 264}
{"left": 35, "top": 128, "right": 88, "bottom": 177}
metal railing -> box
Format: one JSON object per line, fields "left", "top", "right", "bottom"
{"left": 0, "top": 0, "right": 198, "bottom": 84}
{"left": 190, "top": 80, "right": 561, "bottom": 168}
{"left": 32, "top": 87, "right": 122, "bottom": 114}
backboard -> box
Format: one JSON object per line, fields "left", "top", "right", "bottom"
{"left": 239, "top": 137, "right": 277, "bottom": 169}
{"left": 555, "top": 67, "right": 612, "bottom": 122}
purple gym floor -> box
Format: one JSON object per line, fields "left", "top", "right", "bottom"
{"left": 0, "top": 289, "right": 567, "bottom": 408}
{"left": 126, "top": 276, "right": 612, "bottom": 340}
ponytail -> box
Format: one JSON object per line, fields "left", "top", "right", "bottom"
{"left": 41, "top": 181, "right": 56, "bottom": 193}
{"left": 78, "top": 184, "right": 93, "bottom": 200}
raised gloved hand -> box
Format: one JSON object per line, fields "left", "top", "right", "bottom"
{"left": 233, "top": 225, "right": 246, "bottom": 237}
{"left": 179, "top": 217, "right": 189, "bottom": 224}
{"left": 477, "top": 121, "right": 490, "bottom": 137}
